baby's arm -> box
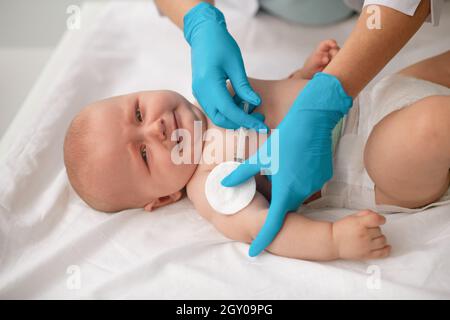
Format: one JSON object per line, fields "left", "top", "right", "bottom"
{"left": 187, "top": 169, "right": 338, "bottom": 260}
{"left": 188, "top": 169, "right": 390, "bottom": 261}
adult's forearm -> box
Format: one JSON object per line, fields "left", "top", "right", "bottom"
{"left": 253, "top": 210, "right": 338, "bottom": 261}
{"left": 154, "top": 0, "right": 214, "bottom": 29}
{"left": 324, "top": 0, "right": 430, "bottom": 97}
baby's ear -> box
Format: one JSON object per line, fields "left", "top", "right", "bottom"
{"left": 144, "top": 191, "right": 183, "bottom": 212}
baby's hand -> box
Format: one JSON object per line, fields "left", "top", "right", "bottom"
{"left": 289, "top": 39, "right": 340, "bottom": 80}
{"left": 332, "top": 210, "right": 391, "bottom": 260}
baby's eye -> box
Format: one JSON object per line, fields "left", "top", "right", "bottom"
{"left": 135, "top": 105, "right": 143, "bottom": 122}
{"left": 140, "top": 145, "right": 148, "bottom": 165}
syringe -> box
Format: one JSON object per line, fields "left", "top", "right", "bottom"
{"left": 235, "top": 101, "right": 249, "bottom": 163}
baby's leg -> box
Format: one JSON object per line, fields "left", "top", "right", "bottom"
{"left": 364, "top": 95, "right": 450, "bottom": 208}
{"left": 397, "top": 51, "right": 450, "bottom": 88}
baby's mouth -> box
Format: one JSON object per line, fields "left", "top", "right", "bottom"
{"left": 175, "top": 134, "right": 184, "bottom": 157}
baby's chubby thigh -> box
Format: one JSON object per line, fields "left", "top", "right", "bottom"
{"left": 363, "top": 96, "right": 450, "bottom": 209}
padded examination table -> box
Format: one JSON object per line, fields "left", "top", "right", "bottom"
{"left": 0, "top": 1, "right": 449, "bottom": 299}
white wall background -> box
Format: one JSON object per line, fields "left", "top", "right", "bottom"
{"left": 0, "top": 0, "right": 117, "bottom": 139}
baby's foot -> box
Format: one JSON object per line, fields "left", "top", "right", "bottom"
{"left": 288, "top": 39, "right": 340, "bottom": 80}
{"left": 302, "top": 39, "right": 340, "bottom": 78}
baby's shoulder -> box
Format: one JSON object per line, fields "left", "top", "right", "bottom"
{"left": 186, "top": 164, "right": 214, "bottom": 222}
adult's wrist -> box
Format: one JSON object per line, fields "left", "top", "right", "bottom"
{"left": 297, "top": 72, "right": 353, "bottom": 115}
{"left": 318, "top": 72, "right": 353, "bottom": 114}
{"left": 183, "top": 2, "right": 226, "bottom": 44}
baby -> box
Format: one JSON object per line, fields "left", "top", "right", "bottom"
{"left": 64, "top": 41, "right": 450, "bottom": 261}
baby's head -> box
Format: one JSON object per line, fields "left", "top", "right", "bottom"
{"left": 64, "top": 90, "right": 206, "bottom": 212}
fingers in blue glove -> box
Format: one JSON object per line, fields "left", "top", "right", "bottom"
{"left": 232, "top": 94, "right": 258, "bottom": 114}
{"left": 250, "top": 112, "right": 265, "bottom": 123}
{"left": 228, "top": 69, "right": 261, "bottom": 107}
{"left": 221, "top": 159, "right": 260, "bottom": 187}
{"left": 211, "top": 110, "right": 241, "bottom": 130}
{"left": 213, "top": 84, "right": 268, "bottom": 131}
{"left": 209, "top": 110, "right": 265, "bottom": 132}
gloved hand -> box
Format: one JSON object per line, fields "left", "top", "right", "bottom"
{"left": 221, "top": 72, "right": 353, "bottom": 257}
{"left": 184, "top": 2, "right": 267, "bottom": 131}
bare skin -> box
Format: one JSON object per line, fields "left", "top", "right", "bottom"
{"left": 151, "top": 0, "right": 442, "bottom": 261}
{"left": 67, "top": 44, "right": 447, "bottom": 261}
{"left": 364, "top": 51, "right": 450, "bottom": 208}
{"left": 187, "top": 41, "right": 390, "bottom": 261}
{"left": 324, "top": 0, "right": 431, "bottom": 97}
{"left": 188, "top": 49, "right": 449, "bottom": 261}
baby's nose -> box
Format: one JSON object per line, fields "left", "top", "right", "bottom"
{"left": 146, "top": 118, "right": 166, "bottom": 141}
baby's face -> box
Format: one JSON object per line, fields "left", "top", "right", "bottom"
{"left": 83, "top": 90, "right": 206, "bottom": 211}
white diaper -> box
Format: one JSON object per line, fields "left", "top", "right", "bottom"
{"left": 305, "top": 74, "right": 450, "bottom": 214}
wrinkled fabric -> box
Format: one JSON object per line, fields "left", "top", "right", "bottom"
{"left": 0, "top": 1, "right": 449, "bottom": 299}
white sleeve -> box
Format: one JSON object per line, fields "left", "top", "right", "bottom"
{"left": 428, "top": 0, "right": 443, "bottom": 26}
{"left": 362, "top": 0, "right": 442, "bottom": 26}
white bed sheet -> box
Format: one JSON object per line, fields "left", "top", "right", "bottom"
{"left": 1, "top": 0, "right": 449, "bottom": 299}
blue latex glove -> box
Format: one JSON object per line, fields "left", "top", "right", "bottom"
{"left": 222, "top": 72, "right": 353, "bottom": 257}
{"left": 184, "top": 2, "right": 267, "bottom": 131}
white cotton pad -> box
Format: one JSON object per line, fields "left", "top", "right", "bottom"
{"left": 205, "top": 161, "right": 256, "bottom": 215}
